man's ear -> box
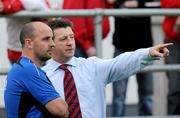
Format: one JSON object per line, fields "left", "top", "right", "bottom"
{"left": 24, "top": 38, "right": 33, "bottom": 49}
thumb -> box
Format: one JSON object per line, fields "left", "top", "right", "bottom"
{"left": 152, "top": 51, "right": 164, "bottom": 58}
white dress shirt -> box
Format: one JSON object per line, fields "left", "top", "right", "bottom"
{"left": 42, "top": 48, "right": 155, "bottom": 118}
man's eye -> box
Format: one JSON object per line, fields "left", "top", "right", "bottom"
{"left": 70, "top": 36, "right": 74, "bottom": 39}
{"left": 60, "top": 37, "right": 66, "bottom": 41}
{"left": 43, "top": 37, "right": 50, "bottom": 41}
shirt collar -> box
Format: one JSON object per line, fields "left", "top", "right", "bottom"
{"left": 20, "top": 56, "right": 33, "bottom": 63}
{"left": 46, "top": 57, "right": 77, "bottom": 72}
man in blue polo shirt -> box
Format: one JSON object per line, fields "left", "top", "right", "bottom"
{"left": 4, "top": 22, "right": 69, "bottom": 118}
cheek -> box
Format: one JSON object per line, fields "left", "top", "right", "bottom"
{"left": 33, "top": 43, "right": 40, "bottom": 50}
{"left": 35, "top": 44, "right": 47, "bottom": 50}
{"left": 34, "top": 42, "right": 48, "bottom": 48}
{"left": 56, "top": 42, "right": 65, "bottom": 48}
{"left": 71, "top": 40, "right": 76, "bottom": 47}
{"left": 54, "top": 44, "right": 64, "bottom": 52}
{"left": 34, "top": 43, "right": 47, "bottom": 52}
{"left": 34, "top": 46, "right": 44, "bottom": 54}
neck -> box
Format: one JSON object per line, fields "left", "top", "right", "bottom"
{"left": 21, "top": 51, "right": 44, "bottom": 67}
{"left": 52, "top": 56, "right": 72, "bottom": 64}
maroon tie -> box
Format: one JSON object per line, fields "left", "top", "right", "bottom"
{"left": 60, "top": 64, "right": 82, "bottom": 118}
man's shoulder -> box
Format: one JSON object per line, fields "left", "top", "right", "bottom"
{"left": 74, "top": 56, "right": 98, "bottom": 62}
{"left": 13, "top": 60, "right": 43, "bottom": 76}
{"left": 73, "top": 56, "right": 100, "bottom": 67}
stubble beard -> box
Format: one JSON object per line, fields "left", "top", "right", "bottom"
{"left": 37, "top": 52, "right": 51, "bottom": 64}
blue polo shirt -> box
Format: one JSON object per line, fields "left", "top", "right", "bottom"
{"left": 4, "top": 56, "right": 60, "bottom": 118}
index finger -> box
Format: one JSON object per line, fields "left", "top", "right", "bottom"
{"left": 158, "top": 43, "right": 173, "bottom": 48}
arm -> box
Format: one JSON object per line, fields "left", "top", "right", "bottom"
{"left": 1, "top": 0, "right": 24, "bottom": 14}
{"left": 45, "top": 98, "right": 69, "bottom": 118}
{"left": 161, "top": 0, "right": 180, "bottom": 8}
{"left": 95, "top": 43, "right": 172, "bottom": 84}
{"left": 24, "top": 67, "right": 69, "bottom": 117}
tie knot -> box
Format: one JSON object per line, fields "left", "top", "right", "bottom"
{"left": 60, "top": 64, "right": 68, "bottom": 71}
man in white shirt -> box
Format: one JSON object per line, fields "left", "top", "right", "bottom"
{"left": 42, "top": 19, "right": 172, "bottom": 118}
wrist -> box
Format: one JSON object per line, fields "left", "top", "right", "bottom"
{"left": 60, "top": 106, "right": 69, "bottom": 118}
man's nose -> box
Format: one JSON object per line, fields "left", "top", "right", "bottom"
{"left": 67, "top": 37, "right": 73, "bottom": 45}
{"left": 50, "top": 40, "right": 55, "bottom": 47}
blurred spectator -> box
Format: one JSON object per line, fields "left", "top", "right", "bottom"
{"left": 62, "top": 0, "right": 115, "bottom": 57}
{"left": 0, "top": 0, "right": 62, "bottom": 65}
{"left": 112, "top": 0, "right": 154, "bottom": 116}
{"left": 0, "top": 0, "right": 49, "bottom": 64}
{"left": 161, "top": 0, "right": 180, "bottom": 115}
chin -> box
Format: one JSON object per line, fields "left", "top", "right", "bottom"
{"left": 66, "top": 53, "right": 74, "bottom": 58}
{"left": 40, "top": 56, "right": 51, "bottom": 62}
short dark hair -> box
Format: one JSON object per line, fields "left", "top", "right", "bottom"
{"left": 48, "top": 19, "right": 73, "bottom": 30}
{"left": 19, "top": 22, "right": 35, "bottom": 48}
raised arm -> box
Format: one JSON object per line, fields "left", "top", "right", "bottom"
{"left": 94, "top": 43, "right": 173, "bottom": 84}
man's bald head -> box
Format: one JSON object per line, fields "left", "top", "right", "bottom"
{"left": 20, "top": 22, "right": 51, "bottom": 48}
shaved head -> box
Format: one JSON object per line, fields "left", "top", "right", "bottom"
{"left": 20, "top": 22, "right": 51, "bottom": 48}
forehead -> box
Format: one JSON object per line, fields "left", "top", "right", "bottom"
{"left": 33, "top": 24, "right": 53, "bottom": 36}
{"left": 54, "top": 27, "right": 73, "bottom": 36}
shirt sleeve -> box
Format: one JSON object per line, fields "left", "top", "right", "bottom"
{"left": 23, "top": 68, "right": 60, "bottom": 105}
{"left": 2, "top": 0, "right": 24, "bottom": 14}
{"left": 94, "top": 48, "right": 154, "bottom": 85}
